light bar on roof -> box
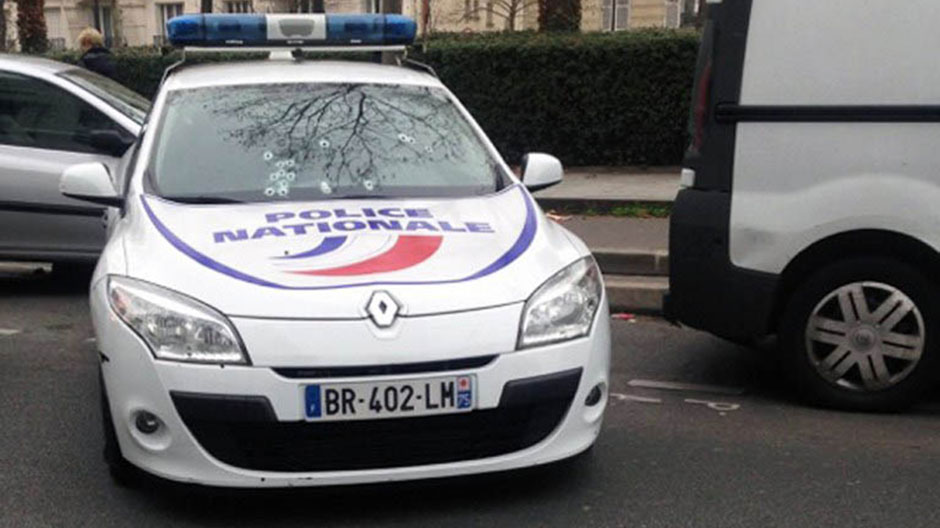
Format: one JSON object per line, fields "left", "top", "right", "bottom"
{"left": 166, "top": 13, "right": 417, "bottom": 47}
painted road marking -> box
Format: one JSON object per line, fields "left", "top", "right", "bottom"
{"left": 685, "top": 398, "right": 741, "bottom": 412}
{"left": 0, "top": 329, "right": 22, "bottom": 336}
{"left": 628, "top": 379, "right": 746, "bottom": 396}
{"left": 610, "top": 393, "right": 662, "bottom": 404}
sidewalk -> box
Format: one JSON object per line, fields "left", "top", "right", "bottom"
{"left": 532, "top": 167, "right": 679, "bottom": 314}
{"left": 555, "top": 215, "right": 670, "bottom": 314}
{"left": 533, "top": 167, "right": 680, "bottom": 205}
{"left": 562, "top": 216, "right": 668, "bottom": 251}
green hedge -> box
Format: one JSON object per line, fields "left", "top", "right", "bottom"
{"left": 413, "top": 31, "right": 700, "bottom": 165}
{"left": 49, "top": 30, "right": 700, "bottom": 166}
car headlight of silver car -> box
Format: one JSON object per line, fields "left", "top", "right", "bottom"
{"left": 108, "top": 276, "right": 249, "bottom": 364}
{"left": 518, "top": 256, "right": 603, "bottom": 349}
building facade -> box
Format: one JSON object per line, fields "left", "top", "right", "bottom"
{"left": 402, "top": 0, "right": 687, "bottom": 34}
{"left": 28, "top": 0, "right": 365, "bottom": 50}
{"left": 4, "top": 0, "right": 691, "bottom": 51}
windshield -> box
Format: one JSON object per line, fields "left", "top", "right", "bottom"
{"left": 150, "top": 83, "right": 507, "bottom": 202}
{"left": 58, "top": 68, "right": 150, "bottom": 124}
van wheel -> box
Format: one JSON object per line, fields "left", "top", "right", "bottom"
{"left": 780, "top": 257, "right": 938, "bottom": 411}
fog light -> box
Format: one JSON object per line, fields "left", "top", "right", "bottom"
{"left": 585, "top": 384, "right": 603, "bottom": 406}
{"left": 135, "top": 411, "right": 161, "bottom": 434}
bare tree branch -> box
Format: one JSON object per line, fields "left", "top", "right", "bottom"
{"left": 455, "top": 0, "right": 539, "bottom": 30}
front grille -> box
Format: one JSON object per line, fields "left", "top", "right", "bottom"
{"left": 172, "top": 368, "right": 581, "bottom": 472}
{"left": 272, "top": 355, "right": 497, "bottom": 379}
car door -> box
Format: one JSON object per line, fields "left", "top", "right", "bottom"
{"left": 0, "top": 70, "right": 129, "bottom": 262}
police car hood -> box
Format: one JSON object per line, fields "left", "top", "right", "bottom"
{"left": 126, "top": 185, "right": 585, "bottom": 318}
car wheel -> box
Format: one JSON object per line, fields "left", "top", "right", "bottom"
{"left": 780, "top": 257, "right": 938, "bottom": 411}
{"left": 100, "top": 370, "right": 143, "bottom": 487}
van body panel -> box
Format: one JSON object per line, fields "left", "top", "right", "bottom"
{"left": 730, "top": 122, "right": 940, "bottom": 274}
{"left": 668, "top": 0, "right": 940, "bottom": 341}
{"left": 741, "top": 0, "right": 940, "bottom": 106}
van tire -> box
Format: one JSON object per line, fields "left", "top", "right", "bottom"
{"left": 780, "top": 257, "right": 938, "bottom": 412}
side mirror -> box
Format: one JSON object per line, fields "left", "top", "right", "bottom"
{"left": 60, "top": 162, "right": 123, "bottom": 208}
{"left": 521, "top": 153, "right": 563, "bottom": 192}
{"left": 90, "top": 129, "right": 134, "bottom": 157}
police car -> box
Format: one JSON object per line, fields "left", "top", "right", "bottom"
{"left": 60, "top": 13, "right": 610, "bottom": 487}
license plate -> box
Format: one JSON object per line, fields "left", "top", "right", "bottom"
{"left": 304, "top": 375, "right": 475, "bottom": 421}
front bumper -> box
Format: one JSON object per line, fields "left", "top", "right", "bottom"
{"left": 91, "top": 283, "right": 611, "bottom": 488}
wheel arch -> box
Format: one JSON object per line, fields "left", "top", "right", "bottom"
{"left": 771, "top": 229, "right": 940, "bottom": 333}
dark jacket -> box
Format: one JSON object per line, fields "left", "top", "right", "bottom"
{"left": 78, "top": 47, "right": 117, "bottom": 79}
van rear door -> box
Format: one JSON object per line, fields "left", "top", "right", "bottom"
{"left": 681, "top": 0, "right": 752, "bottom": 192}
{"left": 666, "top": 0, "right": 778, "bottom": 342}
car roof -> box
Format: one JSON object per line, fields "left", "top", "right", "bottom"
{"left": 0, "top": 53, "right": 76, "bottom": 76}
{"left": 163, "top": 59, "right": 443, "bottom": 91}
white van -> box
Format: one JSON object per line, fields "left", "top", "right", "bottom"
{"left": 665, "top": 0, "right": 940, "bottom": 411}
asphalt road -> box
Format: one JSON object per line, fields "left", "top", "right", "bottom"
{"left": 3, "top": 267, "right": 940, "bottom": 527}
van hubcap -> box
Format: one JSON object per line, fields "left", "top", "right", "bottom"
{"left": 805, "top": 282, "right": 924, "bottom": 391}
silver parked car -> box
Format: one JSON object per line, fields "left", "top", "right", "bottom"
{"left": 0, "top": 55, "right": 148, "bottom": 267}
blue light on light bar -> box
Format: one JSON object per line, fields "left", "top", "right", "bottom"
{"left": 166, "top": 14, "right": 417, "bottom": 47}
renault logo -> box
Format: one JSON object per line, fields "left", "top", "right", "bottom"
{"left": 366, "top": 291, "right": 400, "bottom": 328}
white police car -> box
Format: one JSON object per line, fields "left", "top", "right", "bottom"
{"left": 60, "top": 13, "right": 610, "bottom": 487}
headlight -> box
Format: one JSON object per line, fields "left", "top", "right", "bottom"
{"left": 107, "top": 276, "right": 249, "bottom": 364}
{"left": 518, "top": 256, "right": 603, "bottom": 349}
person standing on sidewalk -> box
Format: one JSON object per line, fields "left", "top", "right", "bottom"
{"left": 77, "top": 28, "right": 117, "bottom": 80}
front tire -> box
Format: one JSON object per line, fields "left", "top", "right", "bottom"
{"left": 780, "top": 257, "right": 939, "bottom": 411}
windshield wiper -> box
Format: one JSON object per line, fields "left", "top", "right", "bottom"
{"left": 161, "top": 195, "right": 245, "bottom": 204}
{"left": 333, "top": 194, "right": 395, "bottom": 200}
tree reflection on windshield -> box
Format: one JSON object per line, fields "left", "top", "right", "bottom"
{"left": 154, "top": 83, "right": 500, "bottom": 201}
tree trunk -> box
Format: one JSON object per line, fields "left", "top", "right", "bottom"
{"left": 420, "top": 0, "right": 430, "bottom": 37}
{"left": 16, "top": 0, "right": 48, "bottom": 53}
{"left": 0, "top": 0, "right": 6, "bottom": 52}
{"left": 201, "top": 0, "right": 212, "bottom": 13}
{"left": 506, "top": 2, "right": 516, "bottom": 30}
{"left": 539, "top": 0, "right": 581, "bottom": 32}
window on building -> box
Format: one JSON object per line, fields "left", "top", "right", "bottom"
{"left": 0, "top": 72, "right": 121, "bottom": 154}
{"left": 44, "top": 7, "right": 66, "bottom": 49}
{"left": 294, "top": 0, "right": 326, "bottom": 13}
{"left": 157, "top": 3, "right": 185, "bottom": 43}
{"left": 44, "top": 9, "right": 64, "bottom": 42}
{"left": 95, "top": 6, "right": 114, "bottom": 46}
{"left": 102, "top": 7, "right": 113, "bottom": 41}
{"left": 615, "top": 0, "right": 630, "bottom": 30}
{"left": 602, "top": 0, "right": 630, "bottom": 31}
{"left": 225, "top": 1, "right": 253, "bottom": 13}
{"left": 665, "top": 0, "right": 680, "bottom": 28}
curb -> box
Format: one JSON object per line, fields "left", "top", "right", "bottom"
{"left": 593, "top": 248, "right": 668, "bottom": 277}
{"left": 605, "top": 275, "right": 668, "bottom": 314}
{"left": 535, "top": 197, "right": 673, "bottom": 212}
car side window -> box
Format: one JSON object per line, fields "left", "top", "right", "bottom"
{"left": 0, "top": 71, "right": 122, "bottom": 154}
